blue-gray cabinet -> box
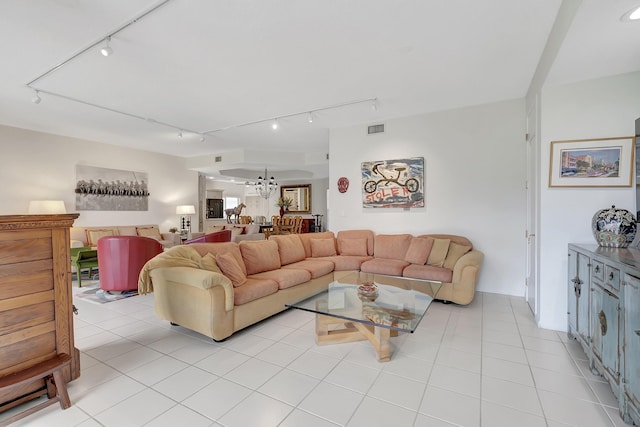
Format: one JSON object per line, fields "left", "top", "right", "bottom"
{"left": 568, "top": 244, "right": 640, "bottom": 425}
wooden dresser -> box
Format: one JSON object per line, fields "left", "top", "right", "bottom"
{"left": 0, "top": 214, "right": 80, "bottom": 412}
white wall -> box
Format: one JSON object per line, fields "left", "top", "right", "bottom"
{"left": 0, "top": 125, "right": 199, "bottom": 232}
{"left": 538, "top": 71, "right": 640, "bottom": 331}
{"left": 329, "top": 99, "right": 526, "bottom": 297}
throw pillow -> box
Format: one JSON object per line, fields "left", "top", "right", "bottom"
{"left": 310, "top": 239, "right": 337, "bottom": 257}
{"left": 137, "top": 227, "right": 163, "bottom": 241}
{"left": 340, "top": 238, "right": 368, "bottom": 256}
{"left": 443, "top": 242, "right": 472, "bottom": 269}
{"left": 427, "top": 238, "right": 451, "bottom": 267}
{"left": 86, "top": 229, "right": 115, "bottom": 246}
{"left": 200, "top": 253, "right": 222, "bottom": 274}
{"left": 404, "top": 237, "right": 434, "bottom": 265}
{"left": 216, "top": 252, "right": 247, "bottom": 287}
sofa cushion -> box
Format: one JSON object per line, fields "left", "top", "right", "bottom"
{"left": 299, "top": 232, "right": 336, "bottom": 257}
{"left": 427, "top": 238, "right": 451, "bottom": 267}
{"left": 200, "top": 253, "right": 222, "bottom": 274}
{"left": 404, "top": 237, "right": 434, "bottom": 265}
{"left": 337, "top": 230, "right": 374, "bottom": 256}
{"left": 403, "top": 264, "right": 453, "bottom": 283}
{"left": 249, "top": 268, "right": 311, "bottom": 290}
{"left": 118, "top": 226, "right": 138, "bottom": 236}
{"left": 310, "top": 238, "right": 337, "bottom": 257}
{"left": 216, "top": 252, "right": 247, "bottom": 287}
{"left": 239, "top": 240, "right": 281, "bottom": 275}
{"left": 361, "top": 258, "right": 410, "bottom": 276}
{"left": 233, "top": 278, "right": 279, "bottom": 305}
{"left": 443, "top": 242, "right": 472, "bottom": 269}
{"left": 374, "top": 234, "right": 412, "bottom": 260}
{"left": 283, "top": 259, "right": 334, "bottom": 278}
{"left": 270, "top": 234, "right": 306, "bottom": 265}
{"left": 339, "top": 238, "right": 368, "bottom": 256}
{"left": 137, "top": 226, "right": 163, "bottom": 241}
{"left": 86, "top": 228, "right": 115, "bottom": 246}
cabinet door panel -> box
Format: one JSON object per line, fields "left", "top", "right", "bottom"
{"left": 625, "top": 274, "right": 640, "bottom": 407}
{"left": 577, "top": 253, "right": 590, "bottom": 340}
{"left": 590, "top": 284, "right": 603, "bottom": 358}
{"left": 568, "top": 249, "right": 578, "bottom": 334}
{"left": 600, "top": 288, "right": 619, "bottom": 379}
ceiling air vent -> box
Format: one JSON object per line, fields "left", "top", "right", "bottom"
{"left": 368, "top": 124, "right": 384, "bottom": 134}
{"left": 215, "top": 156, "right": 222, "bottom": 163}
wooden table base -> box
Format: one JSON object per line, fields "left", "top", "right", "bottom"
{"left": 315, "top": 313, "right": 397, "bottom": 362}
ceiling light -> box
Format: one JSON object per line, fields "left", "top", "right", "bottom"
{"left": 32, "top": 90, "right": 41, "bottom": 104}
{"left": 100, "top": 37, "right": 113, "bottom": 56}
{"left": 621, "top": 5, "right": 640, "bottom": 21}
{"left": 371, "top": 99, "right": 378, "bottom": 111}
{"left": 178, "top": 130, "right": 183, "bottom": 138}
{"left": 199, "top": 134, "right": 206, "bottom": 142}
{"left": 254, "top": 169, "right": 278, "bottom": 199}
{"left": 307, "top": 112, "right": 314, "bottom": 123}
{"left": 272, "top": 119, "right": 279, "bottom": 130}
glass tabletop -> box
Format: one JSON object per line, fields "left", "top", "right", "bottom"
{"left": 285, "top": 271, "right": 442, "bottom": 333}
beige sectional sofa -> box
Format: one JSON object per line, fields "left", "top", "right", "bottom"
{"left": 70, "top": 224, "right": 180, "bottom": 249}
{"left": 202, "top": 223, "right": 265, "bottom": 242}
{"left": 140, "top": 230, "right": 483, "bottom": 341}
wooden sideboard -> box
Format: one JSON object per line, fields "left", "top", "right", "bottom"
{"left": 568, "top": 243, "right": 640, "bottom": 425}
{"left": 0, "top": 214, "right": 80, "bottom": 413}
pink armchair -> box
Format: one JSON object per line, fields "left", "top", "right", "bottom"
{"left": 97, "top": 236, "right": 163, "bottom": 292}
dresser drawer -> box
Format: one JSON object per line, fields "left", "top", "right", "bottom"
{"left": 592, "top": 260, "right": 605, "bottom": 282}
{"left": 605, "top": 265, "right": 620, "bottom": 291}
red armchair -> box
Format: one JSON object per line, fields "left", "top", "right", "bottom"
{"left": 183, "top": 229, "right": 232, "bottom": 244}
{"left": 97, "top": 236, "right": 163, "bottom": 292}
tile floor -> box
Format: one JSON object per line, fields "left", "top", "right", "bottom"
{"left": 0, "top": 285, "right": 631, "bottom": 427}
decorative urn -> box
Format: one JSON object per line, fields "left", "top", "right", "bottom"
{"left": 592, "top": 205, "right": 637, "bottom": 248}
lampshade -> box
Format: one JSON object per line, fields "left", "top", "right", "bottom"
{"left": 176, "top": 205, "right": 196, "bottom": 215}
{"left": 28, "top": 200, "right": 66, "bottom": 214}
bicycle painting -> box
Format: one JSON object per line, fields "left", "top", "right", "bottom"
{"left": 361, "top": 157, "right": 424, "bottom": 208}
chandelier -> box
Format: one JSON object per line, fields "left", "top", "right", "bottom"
{"left": 253, "top": 169, "right": 278, "bottom": 199}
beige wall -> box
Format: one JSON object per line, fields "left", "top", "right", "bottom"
{"left": 0, "top": 124, "right": 199, "bottom": 232}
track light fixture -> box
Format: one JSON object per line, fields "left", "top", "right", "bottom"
{"left": 371, "top": 98, "right": 378, "bottom": 111}
{"left": 178, "top": 130, "right": 183, "bottom": 138}
{"left": 32, "top": 90, "right": 41, "bottom": 104}
{"left": 272, "top": 119, "right": 279, "bottom": 130}
{"left": 199, "top": 134, "right": 205, "bottom": 142}
{"left": 307, "top": 112, "right": 314, "bottom": 123}
{"left": 100, "top": 37, "right": 113, "bottom": 57}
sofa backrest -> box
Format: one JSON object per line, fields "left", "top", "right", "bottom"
{"left": 71, "top": 224, "right": 162, "bottom": 246}
{"left": 189, "top": 242, "right": 247, "bottom": 275}
{"left": 298, "top": 232, "right": 336, "bottom": 258}
{"left": 417, "top": 234, "right": 473, "bottom": 250}
{"left": 269, "top": 234, "right": 306, "bottom": 265}
{"left": 374, "top": 234, "right": 412, "bottom": 260}
{"left": 336, "top": 230, "right": 375, "bottom": 256}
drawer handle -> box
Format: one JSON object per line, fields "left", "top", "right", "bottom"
{"left": 609, "top": 272, "right": 615, "bottom": 281}
{"left": 594, "top": 265, "right": 600, "bottom": 273}
{"left": 635, "top": 330, "right": 640, "bottom": 337}
{"left": 598, "top": 310, "right": 607, "bottom": 336}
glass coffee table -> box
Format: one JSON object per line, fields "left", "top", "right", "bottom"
{"left": 286, "top": 271, "right": 442, "bottom": 362}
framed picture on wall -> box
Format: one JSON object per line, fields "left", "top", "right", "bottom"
{"left": 548, "top": 137, "right": 635, "bottom": 188}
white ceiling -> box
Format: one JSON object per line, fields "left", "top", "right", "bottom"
{"left": 1, "top": 0, "right": 639, "bottom": 181}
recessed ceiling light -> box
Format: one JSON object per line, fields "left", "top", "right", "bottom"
{"left": 621, "top": 5, "right": 640, "bottom": 22}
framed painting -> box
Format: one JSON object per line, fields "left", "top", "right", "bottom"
{"left": 548, "top": 137, "right": 634, "bottom": 188}
{"left": 361, "top": 157, "right": 424, "bottom": 208}
{"left": 75, "top": 165, "right": 149, "bottom": 211}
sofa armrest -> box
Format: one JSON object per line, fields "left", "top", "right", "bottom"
{"left": 150, "top": 267, "right": 234, "bottom": 311}
{"left": 161, "top": 233, "right": 181, "bottom": 246}
{"left": 437, "top": 249, "right": 484, "bottom": 305}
